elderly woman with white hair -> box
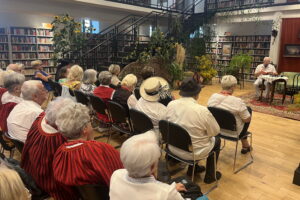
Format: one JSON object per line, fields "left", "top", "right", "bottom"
{"left": 7, "top": 80, "right": 47, "bottom": 143}
{"left": 62, "top": 65, "right": 83, "bottom": 90}
{"left": 112, "top": 74, "right": 137, "bottom": 110}
{"left": 93, "top": 71, "right": 115, "bottom": 123}
{"left": 21, "top": 98, "right": 78, "bottom": 200}
{"left": 207, "top": 75, "right": 252, "bottom": 154}
{"left": 53, "top": 102, "right": 123, "bottom": 193}
{"left": 110, "top": 131, "right": 186, "bottom": 200}
{"left": 0, "top": 73, "right": 25, "bottom": 134}
{"left": 6, "top": 63, "right": 24, "bottom": 74}
{"left": 108, "top": 64, "right": 121, "bottom": 87}
{"left": 80, "top": 69, "right": 97, "bottom": 93}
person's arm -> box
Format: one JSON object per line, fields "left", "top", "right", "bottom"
{"left": 35, "top": 72, "right": 52, "bottom": 82}
{"left": 166, "top": 182, "right": 185, "bottom": 200}
{"left": 238, "top": 101, "right": 251, "bottom": 123}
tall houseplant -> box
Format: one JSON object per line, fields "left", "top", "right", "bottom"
{"left": 195, "top": 55, "right": 217, "bottom": 84}
{"left": 227, "top": 54, "right": 253, "bottom": 78}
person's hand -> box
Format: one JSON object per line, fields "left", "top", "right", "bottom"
{"left": 261, "top": 71, "right": 268, "bottom": 75}
{"left": 175, "top": 183, "right": 187, "bottom": 192}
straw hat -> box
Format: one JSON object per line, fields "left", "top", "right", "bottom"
{"left": 140, "top": 77, "right": 169, "bottom": 102}
{"left": 31, "top": 60, "right": 42, "bottom": 67}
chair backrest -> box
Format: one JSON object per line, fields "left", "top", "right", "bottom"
{"left": 0, "top": 131, "right": 15, "bottom": 151}
{"left": 77, "top": 184, "right": 109, "bottom": 200}
{"left": 208, "top": 107, "right": 237, "bottom": 131}
{"left": 89, "top": 95, "right": 107, "bottom": 115}
{"left": 4, "top": 132, "right": 24, "bottom": 153}
{"left": 74, "top": 90, "right": 89, "bottom": 106}
{"left": 159, "top": 120, "right": 192, "bottom": 152}
{"left": 129, "top": 109, "right": 153, "bottom": 134}
{"left": 48, "top": 80, "right": 62, "bottom": 97}
{"left": 69, "top": 88, "right": 75, "bottom": 96}
{"left": 107, "top": 101, "right": 128, "bottom": 124}
{"left": 134, "top": 87, "right": 141, "bottom": 100}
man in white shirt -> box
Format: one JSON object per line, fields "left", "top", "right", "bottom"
{"left": 1, "top": 72, "right": 25, "bottom": 104}
{"left": 254, "top": 57, "right": 278, "bottom": 98}
{"left": 7, "top": 80, "right": 48, "bottom": 143}
{"left": 164, "top": 77, "right": 221, "bottom": 184}
{"left": 135, "top": 77, "right": 167, "bottom": 132}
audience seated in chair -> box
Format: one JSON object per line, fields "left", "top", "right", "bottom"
{"left": 61, "top": 65, "right": 83, "bottom": 90}
{"left": 80, "top": 69, "right": 97, "bottom": 94}
{"left": 21, "top": 98, "right": 78, "bottom": 200}
{"left": 109, "top": 64, "right": 121, "bottom": 87}
{"left": 53, "top": 102, "right": 123, "bottom": 191}
{"left": 135, "top": 77, "right": 168, "bottom": 137}
{"left": 93, "top": 71, "right": 115, "bottom": 124}
{"left": 7, "top": 80, "right": 47, "bottom": 143}
{"left": 208, "top": 75, "right": 252, "bottom": 154}
{"left": 254, "top": 57, "right": 278, "bottom": 98}
{"left": 109, "top": 131, "right": 186, "bottom": 200}
{"left": 164, "top": 77, "right": 221, "bottom": 184}
{"left": 113, "top": 74, "right": 138, "bottom": 110}
{"left": 0, "top": 166, "right": 31, "bottom": 200}
{"left": 55, "top": 59, "right": 72, "bottom": 83}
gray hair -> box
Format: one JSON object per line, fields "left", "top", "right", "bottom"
{"left": 263, "top": 57, "right": 271, "bottom": 62}
{"left": 221, "top": 75, "right": 237, "bottom": 90}
{"left": 21, "top": 80, "right": 43, "bottom": 100}
{"left": 45, "top": 97, "right": 75, "bottom": 125}
{"left": 108, "top": 64, "right": 120, "bottom": 75}
{"left": 55, "top": 102, "right": 90, "bottom": 140}
{"left": 82, "top": 69, "right": 97, "bottom": 84}
{"left": 3, "top": 72, "right": 25, "bottom": 93}
{"left": 6, "top": 63, "right": 24, "bottom": 73}
{"left": 121, "top": 74, "right": 137, "bottom": 88}
{"left": 120, "top": 131, "right": 161, "bottom": 178}
{"left": 98, "top": 71, "right": 112, "bottom": 85}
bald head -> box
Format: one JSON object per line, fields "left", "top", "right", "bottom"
{"left": 263, "top": 57, "right": 271, "bottom": 65}
{"left": 6, "top": 63, "right": 24, "bottom": 73}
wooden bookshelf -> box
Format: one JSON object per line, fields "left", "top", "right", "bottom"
{"left": 206, "top": 35, "right": 271, "bottom": 80}
{"left": 0, "top": 27, "right": 55, "bottom": 78}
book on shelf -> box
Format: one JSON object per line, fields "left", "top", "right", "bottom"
{"left": 0, "top": 44, "right": 8, "bottom": 51}
{"left": 0, "top": 61, "right": 9, "bottom": 69}
{"left": 38, "top": 52, "right": 54, "bottom": 59}
{"left": 12, "top": 45, "right": 37, "bottom": 51}
{"left": 11, "top": 27, "right": 36, "bottom": 36}
{"left": 12, "top": 53, "right": 36, "bottom": 59}
{"left": 0, "top": 36, "right": 8, "bottom": 43}
{"left": 37, "top": 29, "right": 53, "bottom": 37}
{"left": 38, "top": 45, "right": 54, "bottom": 52}
{"left": 0, "top": 28, "right": 6, "bottom": 35}
{"left": 0, "top": 53, "right": 8, "bottom": 59}
{"left": 11, "top": 36, "right": 36, "bottom": 44}
{"left": 37, "top": 38, "right": 53, "bottom": 44}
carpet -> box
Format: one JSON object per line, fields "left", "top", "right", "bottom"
{"left": 239, "top": 93, "right": 300, "bottom": 121}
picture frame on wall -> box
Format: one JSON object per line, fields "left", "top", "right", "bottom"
{"left": 222, "top": 43, "right": 232, "bottom": 55}
{"left": 284, "top": 44, "right": 300, "bottom": 57}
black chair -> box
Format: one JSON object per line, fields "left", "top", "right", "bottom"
{"left": 134, "top": 87, "right": 141, "bottom": 100}
{"left": 107, "top": 101, "right": 133, "bottom": 143}
{"left": 159, "top": 120, "right": 218, "bottom": 193}
{"left": 74, "top": 90, "right": 90, "bottom": 106}
{"left": 48, "top": 79, "right": 62, "bottom": 97}
{"left": 69, "top": 88, "right": 75, "bottom": 97}
{"left": 89, "top": 95, "right": 111, "bottom": 139}
{"left": 0, "top": 131, "right": 15, "bottom": 158}
{"left": 208, "top": 107, "right": 253, "bottom": 174}
{"left": 4, "top": 132, "right": 24, "bottom": 153}
{"left": 129, "top": 109, "right": 153, "bottom": 135}
{"left": 77, "top": 184, "right": 109, "bottom": 200}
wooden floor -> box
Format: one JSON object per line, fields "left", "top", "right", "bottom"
{"left": 101, "top": 80, "right": 300, "bottom": 200}
{"left": 6, "top": 80, "right": 300, "bottom": 200}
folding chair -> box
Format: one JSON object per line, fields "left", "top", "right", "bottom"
{"left": 107, "top": 101, "right": 133, "bottom": 144}
{"left": 159, "top": 120, "right": 218, "bottom": 194}
{"left": 74, "top": 90, "right": 90, "bottom": 106}
{"left": 208, "top": 107, "right": 253, "bottom": 174}
{"left": 0, "top": 131, "right": 15, "bottom": 158}
{"left": 48, "top": 79, "right": 62, "bottom": 97}
{"left": 89, "top": 95, "right": 112, "bottom": 140}
{"left": 129, "top": 109, "right": 153, "bottom": 135}
{"left": 4, "top": 132, "right": 24, "bottom": 154}
{"left": 77, "top": 184, "right": 109, "bottom": 200}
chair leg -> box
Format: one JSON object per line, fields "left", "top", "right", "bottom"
{"left": 204, "top": 151, "right": 218, "bottom": 195}
{"left": 233, "top": 134, "right": 254, "bottom": 174}
{"left": 106, "top": 127, "right": 113, "bottom": 144}
{"left": 233, "top": 140, "right": 239, "bottom": 173}
{"left": 191, "top": 162, "right": 196, "bottom": 182}
{"left": 10, "top": 149, "right": 15, "bottom": 159}
{"left": 220, "top": 139, "right": 226, "bottom": 151}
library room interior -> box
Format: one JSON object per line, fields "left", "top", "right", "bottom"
{"left": 0, "top": 0, "right": 300, "bottom": 200}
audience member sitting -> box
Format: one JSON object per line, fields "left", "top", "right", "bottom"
{"left": 110, "top": 131, "right": 186, "bottom": 200}
{"left": 135, "top": 77, "right": 167, "bottom": 135}
{"left": 53, "top": 102, "right": 123, "bottom": 191}
{"left": 109, "top": 64, "right": 121, "bottom": 87}
{"left": 57, "top": 66, "right": 69, "bottom": 84}
{"left": 62, "top": 65, "right": 83, "bottom": 90}
{"left": 32, "top": 60, "right": 52, "bottom": 92}
{"left": 164, "top": 77, "right": 221, "bottom": 183}
{"left": 0, "top": 166, "right": 31, "bottom": 200}
{"left": 93, "top": 71, "right": 115, "bottom": 124}
{"left": 21, "top": 98, "right": 78, "bottom": 200}
{"left": 55, "top": 59, "right": 72, "bottom": 82}
{"left": 80, "top": 69, "right": 97, "bottom": 93}
{"left": 0, "top": 73, "right": 25, "bottom": 133}
{"left": 208, "top": 75, "right": 252, "bottom": 154}
{"left": 6, "top": 63, "right": 24, "bottom": 74}
{"left": 7, "top": 80, "right": 47, "bottom": 143}
{"left": 113, "top": 74, "right": 137, "bottom": 110}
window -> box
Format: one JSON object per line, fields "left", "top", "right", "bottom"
{"left": 82, "top": 18, "right": 100, "bottom": 34}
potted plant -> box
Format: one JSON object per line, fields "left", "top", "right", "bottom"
{"left": 194, "top": 55, "right": 217, "bottom": 85}
{"left": 228, "top": 53, "right": 253, "bottom": 79}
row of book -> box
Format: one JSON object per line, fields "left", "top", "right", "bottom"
{"left": 12, "top": 45, "right": 36, "bottom": 51}
{"left": 0, "top": 61, "right": 9, "bottom": 68}
{"left": 11, "top": 36, "right": 36, "bottom": 44}
{"left": 0, "top": 28, "right": 6, "bottom": 35}
{"left": 0, "top": 45, "right": 8, "bottom": 51}
{"left": 12, "top": 53, "right": 36, "bottom": 59}
{"left": 38, "top": 45, "right": 54, "bottom": 52}
{"left": 233, "top": 42, "right": 270, "bottom": 49}
{"left": 0, "top": 36, "right": 8, "bottom": 43}
{"left": 10, "top": 28, "right": 37, "bottom": 35}
{"left": 37, "top": 29, "right": 53, "bottom": 37}
{"left": 37, "top": 38, "right": 53, "bottom": 44}
{"left": 0, "top": 53, "right": 8, "bottom": 59}
{"left": 38, "top": 53, "right": 54, "bottom": 59}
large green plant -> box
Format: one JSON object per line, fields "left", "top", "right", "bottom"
{"left": 195, "top": 55, "right": 217, "bottom": 84}
{"left": 51, "top": 14, "right": 90, "bottom": 61}
{"left": 227, "top": 54, "right": 253, "bottom": 77}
